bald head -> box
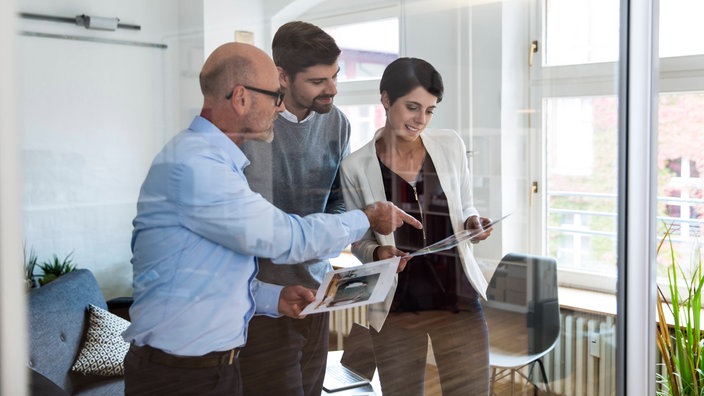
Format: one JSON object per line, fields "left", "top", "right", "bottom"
{"left": 198, "top": 42, "right": 284, "bottom": 146}
{"left": 199, "top": 42, "right": 278, "bottom": 101}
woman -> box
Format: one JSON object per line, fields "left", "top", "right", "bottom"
{"left": 340, "top": 57, "right": 493, "bottom": 395}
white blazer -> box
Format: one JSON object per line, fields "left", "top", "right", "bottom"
{"left": 341, "top": 128, "right": 489, "bottom": 331}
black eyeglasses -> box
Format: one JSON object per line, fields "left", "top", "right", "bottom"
{"left": 226, "top": 85, "right": 285, "bottom": 107}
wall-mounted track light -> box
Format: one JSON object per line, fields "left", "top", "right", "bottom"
{"left": 19, "top": 12, "right": 141, "bottom": 31}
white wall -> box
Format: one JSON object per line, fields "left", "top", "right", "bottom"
{"left": 175, "top": 0, "right": 206, "bottom": 134}
{"left": 14, "top": 0, "right": 293, "bottom": 300}
{"left": 207, "top": 1, "right": 266, "bottom": 53}
{"left": 18, "top": 0, "right": 184, "bottom": 298}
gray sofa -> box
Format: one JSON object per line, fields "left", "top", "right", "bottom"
{"left": 28, "top": 269, "right": 129, "bottom": 395}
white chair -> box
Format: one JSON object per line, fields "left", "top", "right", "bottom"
{"left": 483, "top": 253, "right": 560, "bottom": 395}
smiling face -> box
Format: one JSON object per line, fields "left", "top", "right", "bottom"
{"left": 382, "top": 86, "right": 438, "bottom": 142}
{"left": 281, "top": 62, "right": 339, "bottom": 120}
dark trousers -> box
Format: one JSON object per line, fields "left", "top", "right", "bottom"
{"left": 124, "top": 345, "right": 242, "bottom": 396}
{"left": 239, "top": 313, "right": 329, "bottom": 396}
{"left": 371, "top": 299, "right": 490, "bottom": 396}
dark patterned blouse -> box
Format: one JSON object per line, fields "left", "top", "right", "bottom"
{"left": 378, "top": 153, "right": 474, "bottom": 312}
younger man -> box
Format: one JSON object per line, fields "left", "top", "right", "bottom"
{"left": 239, "top": 21, "right": 350, "bottom": 396}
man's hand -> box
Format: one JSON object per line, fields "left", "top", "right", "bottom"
{"left": 374, "top": 245, "right": 413, "bottom": 272}
{"left": 362, "top": 201, "right": 423, "bottom": 235}
{"left": 278, "top": 286, "right": 316, "bottom": 319}
{"left": 465, "top": 215, "right": 493, "bottom": 243}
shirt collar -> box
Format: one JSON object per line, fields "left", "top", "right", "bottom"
{"left": 188, "top": 116, "right": 250, "bottom": 170}
{"left": 280, "top": 107, "right": 316, "bottom": 123}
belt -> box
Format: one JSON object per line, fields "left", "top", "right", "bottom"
{"left": 130, "top": 344, "right": 240, "bottom": 369}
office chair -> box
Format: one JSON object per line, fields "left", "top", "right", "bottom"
{"left": 483, "top": 253, "right": 560, "bottom": 395}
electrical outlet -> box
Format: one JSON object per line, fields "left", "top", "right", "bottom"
{"left": 589, "top": 332, "right": 601, "bottom": 358}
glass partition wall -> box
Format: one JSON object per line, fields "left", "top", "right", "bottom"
{"left": 4, "top": 0, "right": 683, "bottom": 394}
{"left": 319, "top": 0, "right": 627, "bottom": 392}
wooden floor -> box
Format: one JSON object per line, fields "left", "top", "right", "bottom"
{"left": 424, "top": 363, "right": 552, "bottom": 396}
{"left": 329, "top": 305, "right": 556, "bottom": 396}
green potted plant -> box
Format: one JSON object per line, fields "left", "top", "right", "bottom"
{"left": 38, "top": 251, "right": 77, "bottom": 286}
{"left": 24, "top": 245, "right": 40, "bottom": 289}
{"left": 656, "top": 222, "right": 704, "bottom": 396}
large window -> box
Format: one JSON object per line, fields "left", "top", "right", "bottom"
{"left": 545, "top": 0, "right": 619, "bottom": 66}
{"left": 656, "top": 92, "right": 704, "bottom": 276}
{"left": 654, "top": 1, "right": 704, "bottom": 283}
{"left": 324, "top": 18, "right": 398, "bottom": 83}
{"left": 533, "top": 0, "right": 621, "bottom": 291}
{"left": 536, "top": 0, "right": 704, "bottom": 291}
{"left": 545, "top": 96, "right": 618, "bottom": 277}
{"left": 322, "top": 17, "right": 399, "bottom": 151}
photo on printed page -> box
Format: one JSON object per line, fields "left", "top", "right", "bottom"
{"left": 301, "top": 257, "right": 399, "bottom": 315}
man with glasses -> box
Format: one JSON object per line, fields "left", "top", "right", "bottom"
{"left": 239, "top": 21, "right": 354, "bottom": 396}
{"left": 226, "top": 85, "right": 284, "bottom": 107}
{"left": 123, "top": 42, "right": 420, "bottom": 396}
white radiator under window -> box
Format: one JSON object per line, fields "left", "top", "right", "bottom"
{"left": 542, "top": 311, "right": 617, "bottom": 396}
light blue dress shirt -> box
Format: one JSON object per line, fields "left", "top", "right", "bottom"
{"left": 123, "top": 116, "right": 369, "bottom": 356}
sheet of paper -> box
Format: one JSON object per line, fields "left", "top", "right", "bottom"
{"left": 409, "top": 212, "right": 512, "bottom": 257}
{"left": 301, "top": 257, "right": 400, "bottom": 315}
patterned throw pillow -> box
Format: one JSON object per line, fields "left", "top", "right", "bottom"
{"left": 71, "top": 304, "right": 130, "bottom": 376}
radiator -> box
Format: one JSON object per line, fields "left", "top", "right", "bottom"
{"left": 542, "top": 310, "right": 617, "bottom": 396}
{"left": 329, "top": 306, "right": 367, "bottom": 350}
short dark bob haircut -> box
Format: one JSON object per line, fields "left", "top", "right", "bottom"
{"left": 379, "top": 57, "right": 444, "bottom": 106}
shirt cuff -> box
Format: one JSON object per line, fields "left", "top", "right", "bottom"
{"left": 346, "top": 209, "right": 371, "bottom": 240}
{"left": 252, "top": 279, "right": 284, "bottom": 317}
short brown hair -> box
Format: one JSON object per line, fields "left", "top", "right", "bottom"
{"left": 272, "top": 21, "right": 341, "bottom": 78}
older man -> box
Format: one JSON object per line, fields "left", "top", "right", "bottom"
{"left": 123, "top": 42, "right": 421, "bottom": 396}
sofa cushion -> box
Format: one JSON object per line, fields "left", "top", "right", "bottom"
{"left": 71, "top": 304, "right": 130, "bottom": 377}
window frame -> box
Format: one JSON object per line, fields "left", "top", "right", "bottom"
{"left": 308, "top": 5, "right": 400, "bottom": 109}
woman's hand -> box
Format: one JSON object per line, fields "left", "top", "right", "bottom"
{"left": 374, "top": 245, "right": 413, "bottom": 272}
{"left": 465, "top": 215, "right": 493, "bottom": 243}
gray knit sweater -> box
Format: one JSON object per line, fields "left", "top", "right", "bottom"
{"left": 241, "top": 106, "right": 351, "bottom": 288}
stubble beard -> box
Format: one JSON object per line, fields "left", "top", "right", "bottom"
{"left": 310, "top": 95, "right": 334, "bottom": 114}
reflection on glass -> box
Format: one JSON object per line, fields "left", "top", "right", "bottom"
{"left": 338, "top": 104, "right": 385, "bottom": 152}
{"left": 323, "top": 18, "right": 399, "bottom": 82}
